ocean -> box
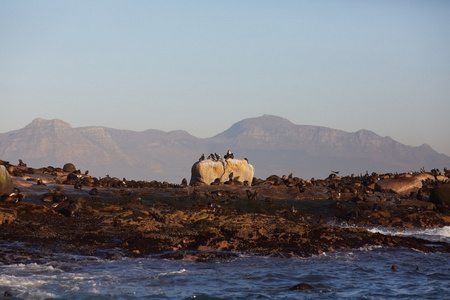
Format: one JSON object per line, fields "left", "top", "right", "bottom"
{"left": 1, "top": 226, "right": 449, "bottom": 299}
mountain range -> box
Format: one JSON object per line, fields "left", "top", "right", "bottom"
{"left": 1, "top": 115, "right": 449, "bottom": 183}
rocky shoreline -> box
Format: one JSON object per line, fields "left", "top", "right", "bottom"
{"left": 1, "top": 160, "right": 449, "bottom": 264}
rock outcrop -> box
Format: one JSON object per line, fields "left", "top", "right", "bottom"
{"left": 375, "top": 177, "right": 422, "bottom": 195}
{"left": 190, "top": 159, "right": 255, "bottom": 186}
{"left": 0, "top": 165, "right": 14, "bottom": 196}
{"left": 0, "top": 160, "right": 449, "bottom": 264}
{"left": 430, "top": 183, "right": 450, "bottom": 207}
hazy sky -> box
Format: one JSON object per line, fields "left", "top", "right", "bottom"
{"left": 1, "top": 0, "right": 450, "bottom": 155}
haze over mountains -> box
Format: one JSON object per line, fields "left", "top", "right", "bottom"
{"left": 1, "top": 115, "right": 449, "bottom": 183}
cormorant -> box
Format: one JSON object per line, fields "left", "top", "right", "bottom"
{"left": 225, "top": 150, "right": 233, "bottom": 159}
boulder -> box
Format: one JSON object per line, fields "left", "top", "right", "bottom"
{"left": 190, "top": 159, "right": 255, "bottom": 186}
{"left": 0, "top": 165, "right": 14, "bottom": 196}
{"left": 430, "top": 183, "right": 450, "bottom": 207}
{"left": 63, "top": 163, "right": 76, "bottom": 173}
{"left": 375, "top": 177, "right": 422, "bottom": 195}
{"left": 414, "top": 173, "right": 435, "bottom": 182}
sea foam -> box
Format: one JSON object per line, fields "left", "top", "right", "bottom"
{"left": 367, "top": 226, "right": 450, "bottom": 243}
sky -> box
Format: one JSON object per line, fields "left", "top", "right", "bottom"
{"left": 1, "top": 0, "right": 450, "bottom": 156}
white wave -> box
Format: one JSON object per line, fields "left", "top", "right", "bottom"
{"left": 158, "top": 268, "right": 188, "bottom": 276}
{"left": 0, "top": 274, "right": 47, "bottom": 287}
{"left": 0, "top": 274, "right": 58, "bottom": 299}
{"left": 356, "top": 245, "right": 384, "bottom": 252}
{"left": 367, "top": 226, "right": 450, "bottom": 243}
{"left": 16, "top": 290, "right": 57, "bottom": 299}
{"left": 2, "top": 262, "right": 59, "bottom": 273}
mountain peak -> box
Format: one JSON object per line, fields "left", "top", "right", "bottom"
{"left": 28, "top": 118, "right": 72, "bottom": 129}
{"left": 214, "top": 115, "right": 296, "bottom": 139}
{"left": 243, "top": 115, "right": 295, "bottom": 127}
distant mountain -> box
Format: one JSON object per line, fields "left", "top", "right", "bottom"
{"left": 1, "top": 115, "right": 449, "bottom": 183}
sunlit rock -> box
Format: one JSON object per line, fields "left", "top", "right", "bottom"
{"left": 375, "top": 177, "right": 422, "bottom": 195}
{"left": 190, "top": 159, "right": 254, "bottom": 186}
{"left": 0, "top": 165, "right": 14, "bottom": 196}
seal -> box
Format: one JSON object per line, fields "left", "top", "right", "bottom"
{"left": 289, "top": 283, "right": 314, "bottom": 291}
{"left": 42, "top": 188, "right": 55, "bottom": 203}
{"left": 53, "top": 187, "right": 67, "bottom": 203}
{"left": 57, "top": 197, "right": 82, "bottom": 217}
{"left": 1, "top": 192, "right": 23, "bottom": 203}
{"left": 74, "top": 180, "right": 82, "bottom": 190}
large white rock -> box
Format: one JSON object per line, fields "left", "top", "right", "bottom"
{"left": 0, "top": 165, "right": 14, "bottom": 196}
{"left": 190, "top": 159, "right": 255, "bottom": 186}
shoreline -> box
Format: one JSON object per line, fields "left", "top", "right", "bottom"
{"left": 1, "top": 162, "right": 449, "bottom": 264}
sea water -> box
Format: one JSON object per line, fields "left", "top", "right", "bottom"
{"left": 1, "top": 227, "right": 449, "bottom": 299}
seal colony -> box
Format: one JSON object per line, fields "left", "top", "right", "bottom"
{"left": 0, "top": 158, "right": 449, "bottom": 264}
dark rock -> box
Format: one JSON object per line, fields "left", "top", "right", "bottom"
{"left": 430, "top": 183, "right": 450, "bottom": 207}
{"left": 63, "top": 163, "right": 76, "bottom": 173}
{"left": 82, "top": 177, "right": 98, "bottom": 187}
{"left": 289, "top": 283, "right": 314, "bottom": 291}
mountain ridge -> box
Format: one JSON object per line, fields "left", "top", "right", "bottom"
{"left": 1, "top": 115, "right": 449, "bottom": 183}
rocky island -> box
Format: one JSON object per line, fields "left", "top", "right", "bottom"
{"left": 0, "top": 158, "right": 449, "bottom": 264}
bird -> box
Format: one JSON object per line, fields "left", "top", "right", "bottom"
{"left": 215, "top": 153, "right": 220, "bottom": 160}
{"left": 199, "top": 154, "right": 205, "bottom": 161}
{"left": 224, "top": 150, "right": 233, "bottom": 160}
{"left": 244, "top": 158, "right": 249, "bottom": 163}
{"left": 290, "top": 204, "right": 297, "bottom": 214}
